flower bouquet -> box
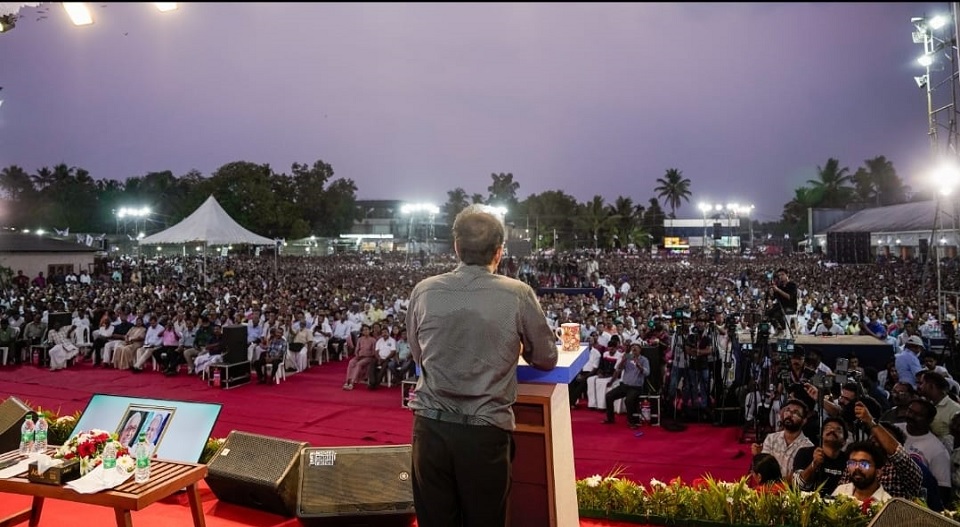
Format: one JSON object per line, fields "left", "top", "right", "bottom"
{"left": 52, "top": 429, "right": 135, "bottom": 476}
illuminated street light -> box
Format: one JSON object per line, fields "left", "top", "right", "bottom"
{"left": 918, "top": 53, "right": 935, "bottom": 67}
{"left": 930, "top": 14, "right": 948, "bottom": 30}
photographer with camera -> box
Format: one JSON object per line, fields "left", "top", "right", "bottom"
{"left": 682, "top": 314, "right": 715, "bottom": 421}
{"left": 602, "top": 343, "right": 651, "bottom": 429}
{"left": 765, "top": 268, "right": 798, "bottom": 334}
{"left": 815, "top": 381, "right": 884, "bottom": 442}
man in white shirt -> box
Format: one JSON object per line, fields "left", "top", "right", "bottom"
{"left": 831, "top": 441, "right": 893, "bottom": 504}
{"left": 895, "top": 398, "right": 952, "bottom": 504}
{"left": 752, "top": 399, "right": 814, "bottom": 478}
{"left": 135, "top": 318, "right": 165, "bottom": 370}
{"left": 370, "top": 327, "right": 397, "bottom": 388}
{"left": 814, "top": 316, "right": 844, "bottom": 336}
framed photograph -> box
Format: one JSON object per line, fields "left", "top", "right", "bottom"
{"left": 115, "top": 404, "right": 176, "bottom": 449}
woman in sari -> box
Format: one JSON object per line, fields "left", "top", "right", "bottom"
{"left": 113, "top": 317, "right": 146, "bottom": 370}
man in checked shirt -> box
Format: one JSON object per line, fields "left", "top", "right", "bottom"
{"left": 407, "top": 204, "right": 558, "bottom": 527}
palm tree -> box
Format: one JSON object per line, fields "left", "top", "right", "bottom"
{"left": 806, "top": 158, "right": 851, "bottom": 208}
{"left": 654, "top": 168, "right": 691, "bottom": 218}
{"left": 577, "top": 195, "right": 618, "bottom": 249}
{"left": 782, "top": 187, "right": 820, "bottom": 224}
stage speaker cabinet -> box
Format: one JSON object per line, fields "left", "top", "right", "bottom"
{"left": 713, "top": 222, "right": 722, "bottom": 240}
{"left": 221, "top": 324, "right": 247, "bottom": 364}
{"left": 297, "top": 444, "right": 415, "bottom": 519}
{"left": 48, "top": 312, "right": 72, "bottom": 331}
{"left": 206, "top": 431, "right": 308, "bottom": 517}
{"left": 920, "top": 238, "right": 930, "bottom": 263}
{"left": 0, "top": 397, "right": 32, "bottom": 453}
{"left": 867, "top": 497, "right": 960, "bottom": 527}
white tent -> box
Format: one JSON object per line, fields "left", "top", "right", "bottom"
{"left": 138, "top": 195, "right": 275, "bottom": 246}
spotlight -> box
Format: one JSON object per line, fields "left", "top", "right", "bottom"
{"left": 915, "top": 75, "right": 928, "bottom": 89}
{"left": 62, "top": 3, "right": 94, "bottom": 26}
{"left": 0, "top": 14, "right": 16, "bottom": 33}
{"left": 929, "top": 15, "right": 948, "bottom": 30}
{"left": 919, "top": 54, "right": 934, "bottom": 67}
{"left": 153, "top": 3, "right": 178, "bottom": 12}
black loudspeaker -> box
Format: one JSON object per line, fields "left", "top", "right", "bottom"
{"left": 826, "top": 232, "right": 870, "bottom": 264}
{"left": 0, "top": 397, "right": 32, "bottom": 453}
{"left": 867, "top": 498, "right": 960, "bottom": 527}
{"left": 206, "top": 431, "right": 308, "bottom": 517}
{"left": 920, "top": 238, "right": 930, "bottom": 263}
{"left": 48, "top": 312, "right": 71, "bottom": 331}
{"left": 713, "top": 222, "right": 722, "bottom": 240}
{"left": 297, "top": 444, "right": 415, "bottom": 519}
{"left": 221, "top": 325, "right": 247, "bottom": 363}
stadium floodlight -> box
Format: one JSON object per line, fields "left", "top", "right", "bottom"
{"left": 918, "top": 53, "right": 934, "bottom": 67}
{"left": 401, "top": 203, "right": 440, "bottom": 215}
{"left": 697, "top": 202, "right": 711, "bottom": 213}
{"left": 154, "top": 3, "right": 178, "bottom": 12}
{"left": 62, "top": 3, "right": 94, "bottom": 26}
{"left": 929, "top": 15, "right": 948, "bottom": 30}
{"left": 931, "top": 160, "right": 960, "bottom": 195}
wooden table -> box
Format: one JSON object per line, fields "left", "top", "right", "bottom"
{"left": 0, "top": 449, "right": 207, "bottom": 527}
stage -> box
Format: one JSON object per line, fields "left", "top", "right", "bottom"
{"left": 0, "top": 358, "right": 750, "bottom": 526}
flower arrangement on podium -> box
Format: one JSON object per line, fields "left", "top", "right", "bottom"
{"left": 52, "top": 429, "right": 135, "bottom": 476}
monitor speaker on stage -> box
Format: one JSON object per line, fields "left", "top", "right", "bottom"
{"left": 206, "top": 431, "right": 308, "bottom": 517}
{"left": 0, "top": 397, "right": 32, "bottom": 453}
{"left": 297, "top": 444, "right": 415, "bottom": 519}
{"left": 867, "top": 498, "right": 960, "bottom": 527}
{"left": 221, "top": 325, "right": 247, "bottom": 363}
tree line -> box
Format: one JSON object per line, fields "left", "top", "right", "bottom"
{"left": 0, "top": 155, "right": 919, "bottom": 249}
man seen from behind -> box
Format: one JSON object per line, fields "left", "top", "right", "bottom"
{"left": 406, "top": 204, "right": 558, "bottom": 527}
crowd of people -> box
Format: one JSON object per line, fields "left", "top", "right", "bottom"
{"left": 2, "top": 247, "right": 960, "bottom": 509}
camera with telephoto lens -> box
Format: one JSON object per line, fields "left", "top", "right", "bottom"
{"left": 673, "top": 306, "right": 688, "bottom": 321}
{"left": 724, "top": 313, "right": 739, "bottom": 332}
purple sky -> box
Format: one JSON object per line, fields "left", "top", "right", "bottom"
{"left": 0, "top": 2, "right": 947, "bottom": 222}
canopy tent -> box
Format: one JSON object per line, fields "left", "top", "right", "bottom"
{"left": 138, "top": 195, "right": 275, "bottom": 246}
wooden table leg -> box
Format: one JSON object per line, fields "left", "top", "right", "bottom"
{"left": 28, "top": 497, "right": 43, "bottom": 527}
{"left": 186, "top": 483, "right": 206, "bottom": 527}
{"left": 114, "top": 508, "right": 132, "bottom": 527}
{"left": 0, "top": 508, "right": 32, "bottom": 527}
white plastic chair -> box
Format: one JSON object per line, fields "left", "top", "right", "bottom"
{"left": 74, "top": 326, "right": 92, "bottom": 358}
{"left": 265, "top": 362, "right": 286, "bottom": 384}
{"left": 0, "top": 326, "right": 19, "bottom": 366}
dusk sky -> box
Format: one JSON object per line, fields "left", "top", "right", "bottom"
{"left": 0, "top": 2, "right": 949, "bottom": 222}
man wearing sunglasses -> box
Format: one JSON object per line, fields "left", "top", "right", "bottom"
{"left": 831, "top": 441, "right": 892, "bottom": 504}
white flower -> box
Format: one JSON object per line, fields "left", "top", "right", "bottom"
{"left": 584, "top": 475, "right": 602, "bottom": 488}
{"left": 726, "top": 497, "right": 734, "bottom": 504}
{"left": 650, "top": 478, "right": 667, "bottom": 489}
{"left": 116, "top": 456, "right": 136, "bottom": 473}
{"left": 55, "top": 415, "right": 75, "bottom": 423}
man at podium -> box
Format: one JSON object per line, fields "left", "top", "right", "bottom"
{"left": 407, "top": 204, "right": 558, "bottom": 527}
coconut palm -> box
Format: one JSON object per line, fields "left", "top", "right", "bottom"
{"left": 806, "top": 158, "right": 852, "bottom": 208}
{"left": 654, "top": 168, "right": 692, "bottom": 218}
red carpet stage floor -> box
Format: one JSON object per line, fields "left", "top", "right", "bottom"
{"left": 0, "top": 359, "right": 750, "bottom": 526}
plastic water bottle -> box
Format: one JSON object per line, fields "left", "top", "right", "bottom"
{"left": 19, "top": 417, "right": 34, "bottom": 455}
{"left": 134, "top": 433, "right": 150, "bottom": 483}
{"left": 34, "top": 415, "right": 48, "bottom": 454}
{"left": 102, "top": 441, "right": 117, "bottom": 470}
{"left": 213, "top": 368, "right": 222, "bottom": 388}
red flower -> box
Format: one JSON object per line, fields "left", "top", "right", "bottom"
{"left": 669, "top": 477, "right": 683, "bottom": 486}
{"left": 860, "top": 497, "right": 874, "bottom": 515}
{"left": 691, "top": 477, "right": 708, "bottom": 490}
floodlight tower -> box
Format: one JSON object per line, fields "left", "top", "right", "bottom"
{"left": 913, "top": 8, "right": 960, "bottom": 323}
{"left": 912, "top": 9, "right": 960, "bottom": 159}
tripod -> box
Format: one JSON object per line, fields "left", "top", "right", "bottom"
{"left": 713, "top": 324, "right": 739, "bottom": 426}
{"left": 665, "top": 320, "right": 689, "bottom": 422}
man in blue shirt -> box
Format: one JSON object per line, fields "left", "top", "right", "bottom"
{"left": 603, "top": 343, "right": 651, "bottom": 429}
{"left": 895, "top": 335, "right": 925, "bottom": 388}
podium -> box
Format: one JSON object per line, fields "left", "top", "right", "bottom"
{"left": 511, "top": 345, "right": 588, "bottom": 527}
